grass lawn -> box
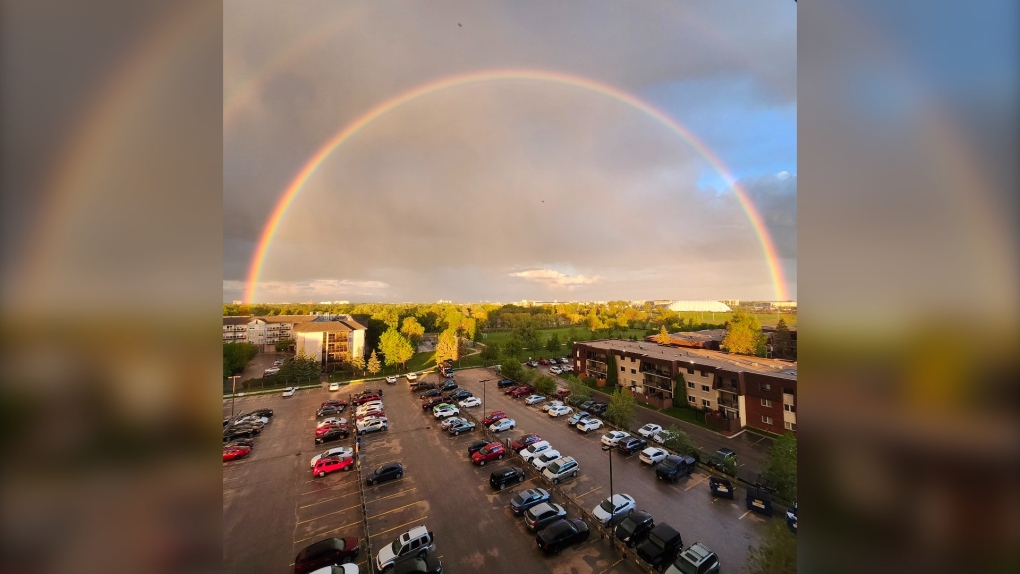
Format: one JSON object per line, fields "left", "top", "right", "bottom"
{"left": 659, "top": 406, "right": 715, "bottom": 431}
{"left": 478, "top": 327, "right": 649, "bottom": 360}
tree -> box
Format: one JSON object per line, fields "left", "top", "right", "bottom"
{"left": 747, "top": 520, "right": 797, "bottom": 574}
{"left": 500, "top": 359, "right": 525, "bottom": 382}
{"left": 379, "top": 328, "right": 414, "bottom": 370}
{"left": 721, "top": 311, "right": 767, "bottom": 356}
{"left": 605, "top": 388, "right": 637, "bottom": 428}
{"left": 772, "top": 318, "right": 793, "bottom": 359}
{"left": 533, "top": 374, "right": 558, "bottom": 396}
{"left": 223, "top": 342, "right": 258, "bottom": 378}
{"left": 367, "top": 351, "right": 381, "bottom": 376}
{"left": 585, "top": 309, "right": 606, "bottom": 337}
{"left": 656, "top": 325, "right": 671, "bottom": 345}
{"left": 673, "top": 372, "right": 686, "bottom": 403}
{"left": 545, "top": 333, "right": 561, "bottom": 352}
{"left": 479, "top": 342, "right": 500, "bottom": 363}
{"left": 275, "top": 338, "right": 294, "bottom": 352}
{"left": 400, "top": 317, "right": 425, "bottom": 349}
{"left": 435, "top": 329, "right": 459, "bottom": 364}
{"left": 606, "top": 353, "right": 619, "bottom": 388}
{"left": 349, "top": 353, "right": 366, "bottom": 376}
{"left": 763, "top": 432, "right": 797, "bottom": 501}
{"left": 566, "top": 377, "right": 591, "bottom": 407}
{"left": 662, "top": 425, "right": 697, "bottom": 457}
{"left": 503, "top": 337, "right": 524, "bottom": 360}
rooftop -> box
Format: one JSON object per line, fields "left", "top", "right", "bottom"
{"left": 576, "top": 339, "right": 797, "bottom": 379}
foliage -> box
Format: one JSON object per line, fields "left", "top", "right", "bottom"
{"left": 479, "top": 342, "right": 500, "bottom": 362}
{"left": 533, "top": 374, "right": 557, "bottom": 396}
{"left": 517, "top": 369, "right": 537, "bottom": 386}
{"left": 721, "top": 311, "right": 767, "bottom": 357}
{"left": 400, "top": 317, "right": 426, "bottom": 348}
{"left": 278, "top": 351, "right": 320, "bottom": 382}
{"left": 772, "top": 318, "right": 794, "bottom": 359}
{"left": 274, "top": 338, "right": 294, "bottom": 352}
{"left": 223, "top": 342, "right": 259, "bottom": 378}
{"left": 673, "top": 371, "right": 686, "bottom": 401}
{"left": 545, "top": 333, "right": 561, "bottom": 352}
{"left": 511, "top": 323, "right": 541, "bottom": 351}
{"left": 500, "top": 359, "right": 525, "bottom": 383}
{"left": 585, "top": 309, "right": 606, "bottom": 335}
{"left": 656, "top": 325, "right": 671, "bottom": 345}
{"left": 747, "top": 519, "right": 797, "bottom": 574}
{"left": 662, "top": 425, "right": 697, "bottom": 457}
{"left": 581, "top": 376, "right": 597, "bottom": 388}
{"left": 566, "top": 377, "right": 591, "bottom": 406}
{"left": 503, "top": 337, "right": 524, "bottom": 360}
{"left": 367, "top": 351, "right": 381, "bottom": 376}
{"left": 435, "top": 329, "right": 460, "bottom": 364}
{"left": 605, "top": 388, "right": 637, "bottom": 428}
{"left": 763, "top": 432, "right": 798, "bottom": 501}
{"left": 566, "top": 327, "right": 580, "bottom": 348}
{"left": 379, "top": 328, "right": 415, "bottom": 369}
{"left": 722, "top": 455, "right": 738, "bottom": 476}
{"left": 605, "top": 353, "right": 619, "bottom": 387}
{"left": 349, "top": 353, "right": 366, "bottom": 376}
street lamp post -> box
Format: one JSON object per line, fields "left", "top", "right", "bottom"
{"left": 601, "top": 444, "right": 614, "bottom": 529}
{"left": 229, "top": 375, "right": 240, "bottom": 417}
{"left": 478, "top": 379, "right": 491, "bottom": 416}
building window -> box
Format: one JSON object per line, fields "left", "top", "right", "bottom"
{"left": 620, "top": 366, "right": 626, "bottom": 372}
{"left": 784, "top": 404, "right": 796, "bottom": 413}
{"left": 761, "top": 399, "right": 772, "bottom": 407}
{"left": 760, "top": 383, "right": 771, "bottom": 392}
{"left": 688, "top": 395, "right": 696, "bottom": 404}
{"left": 762, "top": 415, "right": 773, "bottom": 425}
{"left": 784, "top": 421, "right": 796, "bottom": 431}
{"left": 630, "top": 369, "right": 636, "bottom": 374}
{"left": 784, "top": 387, "right": 794, "bottom": 395}
{"left": 687, "top": 367, "right": 694, "bottom": 374}
{"left": 702, "top": 399, "right": 711, "bottom": 408}
{"left": 701, "top": 385, "right": 710, "bottom": 393}
{"left": 630, "top": 357, "right": 635, "bottom": 362}
{"left": 687, "top": 382, "right": 695, "bottom": 389}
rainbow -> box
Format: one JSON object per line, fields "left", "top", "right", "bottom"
{"left": 245, "top": 69, "right": 790, "bottom": 303}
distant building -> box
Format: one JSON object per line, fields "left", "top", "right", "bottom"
{"left": 664, "top": 300, "right": 733, "bottom": 313}
{"left": 292, "top": 315, "right": 367, "bottom": 369}
{"left": 231, "top": 300, "right": 242, "bottom": 305}
{"left": 769, "top": 301, "right": 797, "bottom": 309}
{"left": 646, "top": 329, "right": 727, "bottom": 351}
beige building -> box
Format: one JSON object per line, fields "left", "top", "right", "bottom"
{"left": 292, "top": 316, "right": 367, "bottom": 369}
{"left": 222, "top": 314, "right": 366, "bottom": 358}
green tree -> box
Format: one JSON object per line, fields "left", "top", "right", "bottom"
{"left": 400, "top": 317, "right": 426, "bottom": 348}
{"left": 585, "top": 309, "right": 606, "bottom": 337}
{"left": 500, "top": 359, "right": 525, "bottom": 382}
{"left": 367, "top": 350, "right": 381, "bottom": 376}
{"left": 566, "top": 377, "right": 591, "bottom": 407}
{"left": 503, "top": 337, "right": 524, "bottom": 360}
{"left": 545, "top": 333, "right": 561, "bottom": 352}
{"left": 533, "top": 374, "right": 557, "bottom": 396}
{"left": 223, "top": 342, "right": 259, "bottom": 377}
{"left": 349, "top": 353, "right": 366, "bottom": 376}
{"left": 479, "top": 342, "right": 500, "bottom": 363}
{"left": 605, "top": 388, "right": 637, "bottom": 428}
{"left": 656, "top": 325, "right": 671, "bottom": 345}
{"left": 722, "top": 311, "right": 767, "bottom": 356}
{"left": 435, "top": 329, "right": 459, "bottom": 364}
{"left": 673, "top": 372, "right": 686, "bottom": 402}
{"left": 517, "top": 369, "right": 537, "bottom": 386}
{"left": 662, "top": 425, "right": 697, "bottom": 457}
{"left": 747, "top": 520, "right": 797, "bottom": 574}
{"left": 274, "top": 338, "right": 294, "bottom": 352}
{"left": 763, "top": 432, "right": 797, "bottom": 501}
{"left": 566, "top": 327, "right": 580, "bottom": 348}
{"left": 606, "top": 353, "right": 619, "bottom": 388}
{"left": 772, "top": 318, "right": 793, "bottom": 359}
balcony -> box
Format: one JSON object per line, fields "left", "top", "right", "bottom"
{"left": 640, "top": 365, "right": 672, "bottom": 379}
{"left": 713, "top": 378, "right": 740, "bottom": 394}
{"left": 718, "top": 396, "right": 739, "bottom": 409}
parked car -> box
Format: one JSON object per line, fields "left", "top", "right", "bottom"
{"left": 318, "top": 417, "right": 348, "bottom": 429}
{"left": 548, "top": 405, "right": 573, "bottom": 417}
{"left": 511, "top": 386, "right": 534, "bottom": 398}
{"left": 294, "top": 537, "right": 360, "bottom": 574}
{"left": 448, "top": 420, "right": 475, "bottom": 435}
{"left": 527, "top": 360, "right": 538, "bottom": 367}
{"left": 786, "top": 502, "right": 798, "bottom": 533}
{"left": 224, "top": 439, "right": 254, "bottom": 450}
{"left": 640, "top": 447, "right": 669, "bottom": 465}
{"left": 536, "top": 518, "right": 589, "bottom": 555}
{"left": 617, "top": 437, "right": 648, "bottom": 455}
{"left": 310, "top": 447, "right": 354, "bottom": 468}
{"left": 665, "top": 542, "right": 720, "bottom": 574}
{"left": 542, "top": 456, "right": 579, "bottom": 484}
{"left": 392, "top": 554, "right": 443, "bottom": 574}
{"left": 538, "top": 359, "right": 551, "bottom": 365}
{"left": 576, "top": 418, "right": 604, "bottom": 433}
{"left": 652, "top": 430, "right": 675, "bottom": 445}
{"left": 541, "top": 400, "right": 563, "bottom": 412}
{"left": 509, "top": 487, "right": 550, "bottom": 515}
{"left": 488, "top": 418, "right": 516, "bottom": 433}
{"left": 560, "top": 365, "right": 573, "bottom": 373}
{"left": 322, "top": 399, "right": 348, "bottom": 407}
{"left": 549, "top": 366, "right": 562, "bottom": 375}
{"left": 446, "top": 389, "right": 472, "bottom": 401}
{"left": 328, "top": 382, "right": 341, "bottom": 391}
{"left": 420, "top": 389, "right": 442, "bottom": 399}
{"left": 579, "top": 400, "right": 596, "bottom": 411}
{"left": 316, "top": 424, "right": 348, "bottom": 437}
{"left": 313, "top": 456, "right": 354, "bottom": 477}
{"left": 440, "top": 417, "right": 465, "bottom": 430}
{"left": 282, "top": 387, "right": 297, "bottom": 397}
{"left": 615, "top": 510, "right": 655, "bottom": 548}
{"left": 235, "top": 415, "right": 269, "bottom": 426}
{"left": 273, "top": 358, "right": 285, "bottom": 366}
{"left": 558, "top": 357, "right": 570, "bottom": 364}
{"left": 315, "top": 427, "right": 349, "bottom": 444}
{"left": 366, "top": 463, "right": 403, "bottom": 486}
{"left": 637, "top": 423, "right": 663, "bottom": 438}
{"left": 471, "top": 442, "right": 505, "bottom": 465}
{"left": 489, "top": 467, "right": 526, "bottom": 490}
{"left": 592, "top": 493, "right": 637, "bottom": 526}
{"left": 433, "top": 405, "right": 460, "bottom": 419}
{"left": 656, "top": 455, "right": 696, "bottom": 483}
{"left": 263, "top": 367, "right": 280, "bottom": 376}
{"left": 524, "top": 395, "right": 547, "bottom": 405}
{"left": 357, "top": 419, "right": 388, "bottom": 435}
{"left": 421, "top": 397, "right": 446, "bottom": 410}
{"left": 248, "top": 408, "right": 274, "bottom": 418}
{"left": 482, "top": 411, "right": 507, "bottom": 426}
{"left": 467, "top": 440, "right": 489, "bottom": 456}
{"left": 405, "top": 372, "right": 418, "bottom": 382}
{"left": 554, "top": 388, "right": 570, "bottom": 399}
{"left": 386, "top": 376, "right": 397, "bottom": 384}
{"left": 601, "top": 430, "right": 631, "bottom": 447}
{"left": 353, "top": 393, "right": 382, "bottom": 405}
{"left": 531, "top": 450, "right": 563, "bottom": 471}
{"left": 506, "top": 433, "right": 539, "bottom": 452}
{"left": 458, "top": 397, "right": 481, "bottom": 408}
{"left": 374, "top": 526, "right": 434, "bottom": 572}
{"left": 496, "top": 379, "right": 516, "bottom": 388}
{"left": 503, "top": 385, "right": 520, "bottom": 395}
{"left": 223, "top": 445, "right": 250, "bottom": 462}
{"left": 566, "top": 411, "right": 591, "bottom": 426}
{"left": 439, "top": 380, "right": 458, "bottom": 391}
{"left": 223, "top": 427, "right": 258, "bottom": 441}
{"left": 589, "top": 403, "right": 609, "bottom": 415}
{"left": 707, "top": 448, "right": 736, "bottom": 471}
{"left": 637, "top": 523, "right": 684, "bottom": 572}
{"left": 524, "top": 502, "right": 567, "bottom": 531}
{"left": 317, "top": 405, "right": 345, "bottom": 417}
{"left": 520, "top": 441, "right": 552, "bottom": 462}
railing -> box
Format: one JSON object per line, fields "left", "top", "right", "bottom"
{"left": 718, "top": 397, "right": 739, "bottom": 409}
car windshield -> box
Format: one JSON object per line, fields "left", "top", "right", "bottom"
{"left": 647, "top": 532, "right": 666, "bottom": 549}
{"left": 547, "top": 462, "right": 561, "bottom": 473}
{"left": 480, "top": 446, "right": 493, "bottom": 455}
{"left": 599, "top": 499, "right": 617, "bottom": 513}
{"left": 677, "top": 558, "right": 699, "bottom": 574}
{"left": 618, "top": 518, "right": 637, "bottom": 535}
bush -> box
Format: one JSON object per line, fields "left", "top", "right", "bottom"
{"left": 533, "top": 375, "right": 557, "bottom": 396}
{"left": 581, "top": 376, "right": 597, "bottom": 388}
{"left": 605, "top": 388, "right": 637, "bottom": 428}
{"left": 661, "top": 425, "right": 697, "bottom": 457}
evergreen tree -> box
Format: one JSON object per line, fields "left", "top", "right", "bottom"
{"left": 606, "top": 353, "right": 619, "bottom": 387}
{"left": 367, "top": 351, "right": 381, "bottom": 376}
{"left": 656, "top": 325, "right": 672, "bottom": 345}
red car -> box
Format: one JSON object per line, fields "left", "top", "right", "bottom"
{"left": 422, "top": 397, "right": 446, "bottom": 410}
{"left": 538, "top": 359, "right": 551, "bottom": 365}
{"left": 355, "top": 410, "right": 384, "bottom": 420}
{"left": 482, "top": 411, "right": 507, "bottom": 426}
{"left": 316, "top": 423, "right": 348, "bottom": 436}
{"left": 504, "top": 385, "right": 521, "bottom": 395}
{"left": 555, "top": 388, "right": 570, "bottom": 399}
{"left": 312, "top": 456, "right": 354, "bottom": 477}
{"left": 321, "top": 399, "right": 348, "bottom": 408}
{"left": 353, "top": 394, "right": 381, "bottom": 405}
{"left": 511, "top": 433, "right": 542, "bottom": 452}
{"left": 471, "top": 442, "right": 506, "bottom": 466}
{"left": 511, "top": 386, "right": 534, "bottom": 398}
{"left": 223, "top": 445, "right": 251, "bottom": 462}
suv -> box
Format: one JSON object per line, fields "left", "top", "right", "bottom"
{"left": 497, "top": 379, "right": 517, "bottom": 388}
{"left": 439, "top": 380, "right": 458, "bottom": 391}
{"left": 489, "top": 467, "right": 526, "bottom": 490}
{"left": 666, "top": 542, "right": 720, "bottom": 574}
{"left": 375, "top": 526, "right": 435, "bottom": 572}
{"left": 471, "top": 442, "right": 505, "bottom": 466}
{"left": 637, "top": 523, "right": 684, "bottom": 571}
{"left": 520, "top": 441, "right": 552, "bottom": 463}
{"left": 589, "top": 402, "right": 609, "bottom": 415}
{"left": 511, "top": 386, "right": 534, "bottom": 398}
{"left": 577, "top": 418, "right": 604, "bottom": 433}
{"left": 542, "top": 456, "right": 579, "bottom": 485}
{"left": 482, "top": 411, "right": 507, "bottom": 426}
{"left": 566, "top": 411, "right": 591, "bottom": 426}
{"left": 707, "top": 448, "right": 736, "bottom": 471}
{"left": 656, "top": 455, "right": 696, "bottom": 483}
{"left": 615, "top": 510, "right": 654, "bottom": 548}
{"left": 617, "top": 437, "right": 648, "bottom": 455}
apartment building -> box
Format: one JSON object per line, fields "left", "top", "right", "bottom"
{"left": 222, "top": 314, "right": 366, "bottom": 357}
{"left": 572, "top": 339, "right": 796, "bottom": 435}
{"left": 292, "top": 316, "right": 367, "bottom": 369}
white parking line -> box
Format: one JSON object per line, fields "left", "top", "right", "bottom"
{"left": 738, "top": 509, "right": 752, "bottom": 520}
{"left": 298, "top": 490, "right": 362, "bottom": 509}
{"left": 366, "top": 500, "right": 425, "bottom": 520}
{"left": 368, "top": 516, "right": 429, "bottom": 540}
{"left": 365, "top": 487, "right": 417, "bottom": 504}
{"left": 684, "top": 475, "right": 709, "bottom": 491}
{"left": 296, "top": 503, "right": 362, "bottom": 525}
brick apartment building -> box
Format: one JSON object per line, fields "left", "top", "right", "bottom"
{"left": 572, "top": 339, "right": 797, "bottom": 435}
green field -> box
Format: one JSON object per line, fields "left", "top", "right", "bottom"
{"left": 478, "top": 327, "right": 649, "bottom": 357}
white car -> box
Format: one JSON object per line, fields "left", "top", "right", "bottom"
{"left": 637, "top": 423, "right": 663, "bottom": 438}
{"left": 549, "top": 366, "right": 562, "bottom": 375}
{"left": 458, "top": 397, "right": 482, "bottom": 408}
{"left": 653, "top": 430, "right": 677, "bottom": 445}
{"left": 520, "top": 441, "right": 552, "bottom": 463}
{"left": 543, "top": 400, "right": 565, "bottom": 412}
{"left": 308, "top": 564, "right": 358, "bottom": 574}
{"left": 577, "top": 418, "right": 604, "bottom": 433}
{"left": 524, "top": 395, "right": 547, "bottom": 405}
{"left": 489, "top": 418, "right": 516, "bottom": 433}
{"left": 328, "top": 382, "right": 340, "bottom": 391}
{"left": 317, "top": 417, "right": 348, "bottom": 429}
{"left": 433, "top": 406, "right": 460, "bottom": 419}
{"left": 440, "top": 416, "right": 466, "bottom": 430}
{"left": 281, "top": 387, "right": 297, "bottom": 397}
{"left": 357, "top": 407, "right": 385, "bottom": 419}
{"left": 235, "top": 416, "right": 268, "bottom": 426}
{"left": 548, "top": 405, "right": 573, "bottom": 417}
{"left": 357, "top": 401, "right": 384, "bottom": 414}
{"left": 406, "top": 372, "right": 418, "bottom": 381}
{"left": 560, "top": 365, "right": 573, "bottom": 373}
{"left": 592, "top": 493, "right": 636, "bottom": 525}
{"left": 263, "top": 367, "right": 280, "bottom": 376}
{"left": 385, "top": 376, "right": 397, "bottom": 384}
{"left": 639, "top": 446, "right": 669, "bottom": 465}
{"left": 531, "top": 449, "right": 562, "bottom": 471}
{"left": 273, "top": 359, "right": 284, "bottom": 366}
{"left": 601, "top": 430, "right": 631, "bottom": 447}
{"left": 357, "top": 418, "right": 388, "bottom": 435}
{"left": 310, "top": 446, "right": 354, "bottom": 468}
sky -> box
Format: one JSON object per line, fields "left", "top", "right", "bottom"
{"left": 223, "top": 0, "right": 797, "bottom": 304}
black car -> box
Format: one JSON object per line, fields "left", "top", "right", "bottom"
{"left": 617, "top": 437, "right": 647, "bottom": 455}
{"left": 468, "top": 440, "right": 490, "bottom": 456}
{"left": 614, "top": 510, "right": 654, "bottom": 548}
{"left": 536, "top": 519, "right": 590, "bottom": 555}
{"left": 636, "top": 523, "right": 683, "bottom": 571}
{"left": 317, "top": 405, "right": 344, "bottom": 417}
{"left": 589, "top": 403, "right": 608, "bottom": 415}
{"left": 446, "top": 389, "right": 471, "bottom": 401}
{"left": 490, "top": 467, "right": 527, "bottom": 490}
{"left": 524, "top": 502, "right": 568, "bottom": 531}
{"left": 655, "top": 455, "right": 696, "bottom": 483}
{"left": 293, "top": 536, "right": 360, "bottom": 574}
{"left": 412, "top": 381, "right": 437, "bottom": 391}
{"left": 707, "top": 448, "right": 736, "bottom": 471}
{"left": 366, "top": 463, "right": 403, "bottom": 485}
{"left": 497, "top": 379, "right": 516, "bottom": 388}
{"left": 579, "top": 400, "right": 596, "bottom": 411}
{"left": 509, "top": 488, "right": 550, "bottom": 515}
{"left": 248, "top": 408, "right": 274, "bottom": 418}
{"left": 224, "top": 438, "right": 254, "bottom": 449}
{"left": 419, "top": 389, "right": 442, "bottom": 399}
{"left": 439, "top": 380, "right": 458, "bottom": 391}
{"left": 392, "top": 554, "right": 443, "bottom": 574}
{"left": 315, "top": 427, "right": 349, "bottom": 444}
{"left": 223, "top": 427, "right": 257, "bottom": 441}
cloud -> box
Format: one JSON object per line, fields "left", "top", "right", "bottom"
{"left": 509, "top": 269, "right": 602, "bottom": 288}
{"left": 223, "top": 278, "right": 389, "bottom": 301}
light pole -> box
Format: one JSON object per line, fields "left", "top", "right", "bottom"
{"left": 478, "top": 379, "right": 491, "bottom": 416}
{"left": 229, "top": 375, "right": 240, "bottom": 417}
{"left": 601, "top": 444, "right": 614, "bottom": 527}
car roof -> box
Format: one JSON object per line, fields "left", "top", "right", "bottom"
{"left": 681, "top": 543, "right": 715, "bottom": 563}
{"left": 401, "top": 526, "right": 428, "bottom": 541}
{"left": 649, "top": 522, "right": 681, "bottom": 540}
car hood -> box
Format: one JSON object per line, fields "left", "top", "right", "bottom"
{"left": 376, "top": 542, "right": 397, "bottom": 568}
{"left": 592, "top": 506, "right": 612, "bottom": 522}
